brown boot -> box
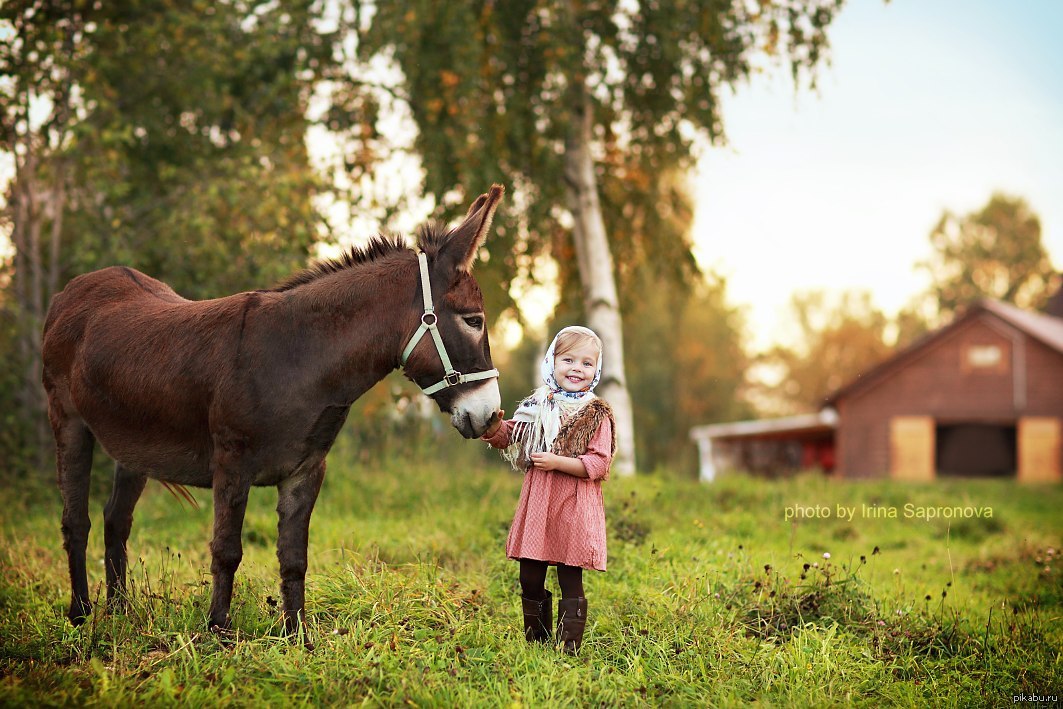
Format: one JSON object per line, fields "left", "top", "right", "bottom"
{"left": 521, "top": 591, "right": 552, "bottom": 642}
{"left": 556, "top": 597, "right": 587, "bottom": 654}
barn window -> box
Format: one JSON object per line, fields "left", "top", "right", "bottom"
{"left": 964, "top": 344, "right": 1004, "bottom": 372}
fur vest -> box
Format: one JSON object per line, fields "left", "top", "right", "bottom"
{"left": 551, "top": 398, "right": 617, "bottom": 461}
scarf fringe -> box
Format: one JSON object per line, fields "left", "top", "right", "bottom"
{"left": 501, "top": 389, "right": 592, "bottom": 472}
{"left": 501, "top": 398, "right": 615, "bottom": 474}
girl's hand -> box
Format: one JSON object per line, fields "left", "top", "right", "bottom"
{"left": 483, "top": 409, "right": 504, "bottom": 438}
{"left": 530, "top": 451, "right": 560, "bottom": 471}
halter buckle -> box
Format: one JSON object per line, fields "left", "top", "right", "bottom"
{"left": 444, "top": 371, "right": 462, "bottom": 387}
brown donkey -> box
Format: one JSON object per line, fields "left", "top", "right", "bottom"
{"left": 41, "top": 186, "right": 505, "bottom": 636}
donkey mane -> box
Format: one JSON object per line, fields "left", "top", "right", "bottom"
{"left": 270, "top": 223, "right": 453, "bottom": 292}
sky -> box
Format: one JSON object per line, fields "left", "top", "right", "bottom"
{"left": 690, "top": 0, "right": 1063, "bottom": 352}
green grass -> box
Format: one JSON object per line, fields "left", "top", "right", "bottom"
{"left": 1, "top": 440, "right": 1060, "bottom": 707}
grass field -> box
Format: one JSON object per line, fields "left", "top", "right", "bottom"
{"left": 1, "top": 437, "right": 1060, "bottom": 707}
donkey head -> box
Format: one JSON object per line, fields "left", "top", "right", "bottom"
{"left": 402, "top": 185, "right": 504, "bottom": 439}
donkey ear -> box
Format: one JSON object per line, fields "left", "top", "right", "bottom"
{"left": 443, "top": 184, "right": 505, "bottom": 273}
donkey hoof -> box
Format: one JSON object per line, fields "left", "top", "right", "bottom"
{"left": 208, "top": 616, "right": 232, "bottom": 634}
{"left": 68, "top": 600, "right": 92, "bottom": 626}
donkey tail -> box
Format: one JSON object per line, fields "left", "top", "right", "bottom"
{"left": 158, "top": 481, "right": 200, "bottom": 510}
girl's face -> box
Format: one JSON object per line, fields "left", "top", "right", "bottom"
{"left": 553, "top": 343, "right": 599, "bottom": 393}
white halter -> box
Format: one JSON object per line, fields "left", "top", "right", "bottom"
{"left": 400, "top": 252, "right": 499, "bottom": 396}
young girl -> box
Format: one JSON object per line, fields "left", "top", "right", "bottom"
{"left": 481, "top": 325, "right": 616, "bottom": 654}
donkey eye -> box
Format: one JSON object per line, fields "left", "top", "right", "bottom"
{"left": 463, "top": 316, "right": 484, "bottom": 329}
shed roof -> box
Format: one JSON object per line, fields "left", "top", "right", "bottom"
{"left": 690, "top": 409, "right": 837, "bottom": 442}
{"left": 824, "top": 298, "right": 1063, "bottom": 406}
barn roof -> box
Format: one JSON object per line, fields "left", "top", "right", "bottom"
{"left": 824, "top": 298, "right": 1063, "bottom": 406}
{"left": 1046, "top": 282, "right": 1063, "bottom": 319}
{"left": 980, "top": 299, "right": 1063, "bottom": 354}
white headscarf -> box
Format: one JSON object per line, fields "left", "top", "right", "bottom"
{"left": 501, "top": 326, "right": 603, "bottom": 471}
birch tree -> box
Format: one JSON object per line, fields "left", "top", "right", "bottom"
{"left": 351, "top": 0, "right": 844, "bottom": 474}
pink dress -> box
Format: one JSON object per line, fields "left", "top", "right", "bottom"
{"left": 483, "top": 418, "right": 613, "bottom": 571}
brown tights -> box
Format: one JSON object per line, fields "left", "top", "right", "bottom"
{"left": 519, "top": 558, "right": 584, "bottom": 601}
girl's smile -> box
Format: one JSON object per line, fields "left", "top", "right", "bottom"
{"left": 553, "top": 343, "right": 600, "bottom": 393}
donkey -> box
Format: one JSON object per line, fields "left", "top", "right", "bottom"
{"left": 41, "top": 185, "right": 505, "bottom": 636}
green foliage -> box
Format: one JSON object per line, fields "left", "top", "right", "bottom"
{"left": 57, "top": 0, "right": 334, "bottom": 298}
{"left": 919, "top": 193, "right": 1058, "bottom": 322}
{"left": 0, "top": 297, "right": 35, "bottom": 475}
{"left": 0, "top": 456, "right": 1060, "bottom": 705}
{"left": 623, "top": 272, "right": 752, "bottom": 471}
{"left": 351, "top": 0, "right": 845, "bottom": 319}
{"left": 351, "top": 1, "right": 845, "bottom": 469}
{"left": 2, "top": 0, "right": 334, "bottom": 297}
{"left": 0, "top": 0, "right": 342, "bottom": 478}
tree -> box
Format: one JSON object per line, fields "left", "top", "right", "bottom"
{"left": 629, "top": 272, "right": 751, "bottom": 471}
{"left": 759, "top": 290, "right": 892, "bottom": 413}
{"left": 552, "top": 167, "right": 750, "bottom": 471}
{"left": 1, "top": 0, "right": 338, "bottom": 472}
{"left": 892, "top": 298, "right": 934, "bottom": 350}
{"left": 919, "top": 193, "right": 1057, "bottom": 321}
{"left": 1, "top": 2, "right": 87, "bottom": 465}
{"left": 352, "top": 0, "right": 845, "bottom": 474}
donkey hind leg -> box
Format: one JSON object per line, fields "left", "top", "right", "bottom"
{"left": 103, "top": 463, "right": 147, "bottom": 610}
{"left": 276, "top": 460, "right": 326, "bottom": 639}
{"left": 54, "top": 418, "right": 96, "bottom": 626}
{"left": 207, "top": 467, "right": 253, "bottom": 632}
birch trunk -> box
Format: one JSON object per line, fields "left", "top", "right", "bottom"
{"left": 563, "top": 82, "right": 636, "bottom": 476}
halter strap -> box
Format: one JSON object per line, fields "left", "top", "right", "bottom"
{"left": 401, "top": 252, "right": 499, "bottom": 396}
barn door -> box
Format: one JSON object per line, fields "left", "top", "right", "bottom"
{"left": 890, "top": 416, "right": 935, "bottom": 481}
{"left": 1018, "top": 417, "right": 1062, "bottom": 483}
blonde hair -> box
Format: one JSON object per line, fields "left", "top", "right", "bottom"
{"left": 554, "top": 328, "right": 602, "bottom": 361}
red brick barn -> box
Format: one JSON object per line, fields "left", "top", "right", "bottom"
{"left": 825, "top": 299, "right": 1062, "bottom": 481}
{"left": 691, "top": 299, "right": 1063, "bottom": 482}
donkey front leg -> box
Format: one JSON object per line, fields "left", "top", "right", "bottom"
{"left": 103, "top": 463, "right": 147, "bottom": 609}
{"left": 207, "top": 466, "right": 253, "bottom": 632}
{"left": 276, "top": 460, "right": 325, "bottom": 637}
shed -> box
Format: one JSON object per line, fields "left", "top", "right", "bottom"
{"left": 689, "top": 410, "right": 837, "bottom": 482}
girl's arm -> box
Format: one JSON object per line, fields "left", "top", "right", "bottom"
{"left": 530, "top": 417, "right": 613, "bottom": 481}
{"left": 529, "top": 452, "right": 588, "bottom": 478}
